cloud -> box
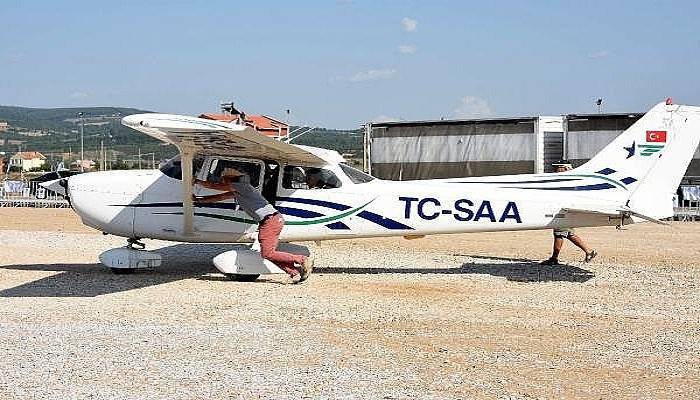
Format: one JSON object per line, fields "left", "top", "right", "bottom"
{"left": 398, "top": 44, "right": 416, "bottom": 54}
{"left": 3, "top": 53, "right": 24, "bottom": 64}
{"left": 588, "top": 50, "right": 611, "bottom": 59}
{"left": 347, "top": 68, "right": 396, "bottom": 83}
{"left": 453, "top": 96, "right": 492, "bottom": 118}
{"left": 70, "top": 91, "right": 89, "bottom": 99}
{"left": 371, "top": 115, "right": 401, "bottom": 123}
{"left": 401, "top": 17, "right": 417, "bottom": 32}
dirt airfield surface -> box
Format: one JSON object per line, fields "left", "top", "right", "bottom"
{"left": 0, "top": 208, "right": 699, "bottom": 399}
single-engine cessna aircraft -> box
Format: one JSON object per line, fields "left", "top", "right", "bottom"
{"left": 46, "top": 100, "right": 700, "bottom": 280}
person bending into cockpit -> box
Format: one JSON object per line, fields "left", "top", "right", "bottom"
{"left": 193, "top": 168, "right": 314, "bottom": 283}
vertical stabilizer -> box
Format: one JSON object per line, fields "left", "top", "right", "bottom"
{"left": 574, "top": 102, "right": 700, "bottom": 218}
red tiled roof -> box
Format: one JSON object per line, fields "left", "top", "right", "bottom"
{"left": 14, "top": 151, "right": 46, "bottom": 160}
{"left": 198, "top": 113, "right": 288, "bottom": 137}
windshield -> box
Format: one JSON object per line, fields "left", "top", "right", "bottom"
{"left": 339, "top": 163, "right": 375, "bottom": 184}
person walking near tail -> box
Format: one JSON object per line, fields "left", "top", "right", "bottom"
{"left": 541, "top": 160, "right": 598, "bottom": 266}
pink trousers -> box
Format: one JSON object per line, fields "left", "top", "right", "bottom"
{"left": 258, "top": 213, "right": 305, "bottom": 276}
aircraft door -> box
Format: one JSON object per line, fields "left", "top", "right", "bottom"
{"left": 134, "top": 155, "right": 204, "bottom": 239}
{"left": 192, "top": 157, "right": 265, "bottom": 236}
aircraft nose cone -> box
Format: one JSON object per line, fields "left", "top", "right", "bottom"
{"left": 121, "top": 114, "right": 144, "bottom": 128}
{"left": 67, "top": 171, "right": 141, "bottom": 237}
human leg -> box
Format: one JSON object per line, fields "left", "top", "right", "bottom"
{"left": 552, "top": 237, "right": 564, "bottom": 259}
{"left": 568, "top": 234, "right": 597, "bottom": 262}
{"left": 567, "top": 234, "right": 591, "bottom": 253}
{"left": 541, "top": 231, "right": 564, "bottom": 265}
{"left": 258, "top": 214, "right": 305, "bottom": 275}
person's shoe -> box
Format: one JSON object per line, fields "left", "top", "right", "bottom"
{"left": 289, "top": 273, "right": 302, "bottom": 284}
{"left": 584, "top": 250, "right": 598, "bottom": 263}
{"left": 299, "top": 255, "right": 315, "bottom": 282}
{"left": 540, "top": 257, "right": 559, "bottom": 266}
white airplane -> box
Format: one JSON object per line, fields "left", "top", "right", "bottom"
{"left": 46, "top": 100, "right": 700, "bottom": 280}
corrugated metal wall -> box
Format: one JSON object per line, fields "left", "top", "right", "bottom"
{"left": 370, "top": 119, "right": 537, "bottom": 180}
{"left": 565, "top": 113, "right": 700, "bottom": 177}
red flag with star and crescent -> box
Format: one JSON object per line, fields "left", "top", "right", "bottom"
{"left": 646, "top": 130, "right": 667, "bottom": 143}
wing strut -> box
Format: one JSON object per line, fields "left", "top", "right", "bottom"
{"left": 180, "top": 144, "right": 196, "bottom": 236}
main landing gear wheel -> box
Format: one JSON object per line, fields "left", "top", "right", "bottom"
{"left": 225, "top": 273, "right": 260, "bottom": 282}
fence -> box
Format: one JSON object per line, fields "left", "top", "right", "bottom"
{"left": 0, "top": 180, "right": 70, "bottom": 208}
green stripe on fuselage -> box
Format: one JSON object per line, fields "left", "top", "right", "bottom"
{"left": 153, "top": 199, "right": 375, "bottom": 226}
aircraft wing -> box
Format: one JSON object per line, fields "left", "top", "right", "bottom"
{"left": 121, "top": 113, "right": 325, "bottom": 166}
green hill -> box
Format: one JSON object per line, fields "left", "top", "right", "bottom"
{"left": 0, "top": 106, "right": 363, "bottom": 168}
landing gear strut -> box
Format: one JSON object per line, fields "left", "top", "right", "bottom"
{"left": 127, "top": 238, "right": 146, "bottom": 249}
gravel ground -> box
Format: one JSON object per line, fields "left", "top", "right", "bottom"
{"left": 0, "top": 209, "right": 699, "bottom": 399}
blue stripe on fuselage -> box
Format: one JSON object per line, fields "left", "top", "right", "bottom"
{"left": 510, "top": 183, "right": 616, "bottom": 191}
{"left": 278, "top": 197, "right": 412, "bottom": 230}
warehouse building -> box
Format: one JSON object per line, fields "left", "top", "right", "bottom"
{"left": 365, "top": 112, "right": 700, "bottom": 181}
{"left": 365, "top": 116, "right": 564, "bottom": 180}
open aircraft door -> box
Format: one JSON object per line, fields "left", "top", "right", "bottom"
{"left": 191, "top": 156, "right": 266, "bottom": 236}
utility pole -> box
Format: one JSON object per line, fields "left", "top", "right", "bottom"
{"left": 138, "top": 147, "right": 142, "bottom": 169}
{"left": 285, "top": 109, "right": 290, "bottom": 140}
{"left": 77, "top": 112, "right": 85, "bottom": 172}
{"left": 18, "top": 143, "right": 23, "bottom": 180}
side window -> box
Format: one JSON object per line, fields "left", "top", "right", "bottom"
{"left": 208, "top": 159, "right": 262, "bottom": 188}
{"left": 159, "top": 155, "right": 204, "bottom": 180}
{"left": 282, "top": 166, "right": 342, "bottom": 190}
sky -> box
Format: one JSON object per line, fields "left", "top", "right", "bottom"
{"left": 2, "top": 0, "right": 699, "bottom": 128}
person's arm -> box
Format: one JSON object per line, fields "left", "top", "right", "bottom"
{"left": 193, "top": 191, "right": 236, "bottom": 203}
{"left": 194, "top": 178, "right": 231, "bottom": 191}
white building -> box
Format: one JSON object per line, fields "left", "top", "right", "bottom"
{"left": 9, "top": 151, "right": 47, "bottom": 171}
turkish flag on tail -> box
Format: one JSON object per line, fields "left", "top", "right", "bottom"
{"left": 646, "top": 130, "right": 667, "bottom": 142}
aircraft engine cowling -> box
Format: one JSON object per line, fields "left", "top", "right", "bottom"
{"left": 67, "top": 171, "right": 148, "bottom": 238}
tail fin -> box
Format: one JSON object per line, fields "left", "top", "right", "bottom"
{"left": 573, "top": 102, "right": 700, "bottom": 219}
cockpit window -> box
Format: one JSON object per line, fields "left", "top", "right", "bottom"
{"left": 159, "top": 155, "right": 203, "bottom": 180}
{"left": 339, "top": 163, "right": 375, "bottom": 184}
{"left": 207, "top": 159, "right": 262, "bottom": 188}
{"left": 282, "top": 166, "right": 342, "bottom": 189}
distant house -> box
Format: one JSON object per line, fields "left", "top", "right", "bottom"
{"left": 9, "top": 151, "right": 46, "bottom": 171}
{"left": 0, "top": 120, "right": 9, "bottom": 132}
{"left": 199, "top": 113, "right": 289, "bottom": 138}
{"left": 71, "top": 159, "right": 96, "bottom": 171}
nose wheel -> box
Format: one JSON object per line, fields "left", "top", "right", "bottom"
{"left": 100, "top": 238, "right": 161, "bottom": 274}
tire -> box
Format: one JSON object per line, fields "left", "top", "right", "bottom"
{"left": 225, "top": 273, "right": 260, "bottom": 282}
{"left": 110, "top": 268, "right": 136, "bottom": 275}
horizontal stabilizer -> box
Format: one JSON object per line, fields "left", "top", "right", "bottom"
{"left": 562, "top": 206, "right": 670, "bottom": 226}
{"left": 619, "top": 206, "right": 671, "bottom": 226}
